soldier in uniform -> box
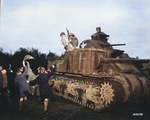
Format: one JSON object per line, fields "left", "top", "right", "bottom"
{"left": 91, "top": 27, "right": 109, "bottom": 42}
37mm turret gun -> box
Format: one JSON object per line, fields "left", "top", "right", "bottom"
{"left": 102, "top": 44, "right": 126, "bottom": 47}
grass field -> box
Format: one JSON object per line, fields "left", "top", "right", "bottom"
{"left": 0, "top": 93, "right": 150, "bottom": 120}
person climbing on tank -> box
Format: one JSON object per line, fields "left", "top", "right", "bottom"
{"left": 27, "top": 65, "right": 55, "bottom": 112}
{"left": 91, "top": 27, "right": 109, "bottom": 42}
{"left": 60, "top": 29, "right": 78, "bottom": 51}
{"left": 60, "top": 32, "right": 74, "bottom": 51}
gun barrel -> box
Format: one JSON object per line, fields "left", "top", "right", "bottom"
{"left": 103, "top": 44, "right": 126, "bottom": 46}
{"left": 101, "top": 58, "right": 149, "bottom": 63}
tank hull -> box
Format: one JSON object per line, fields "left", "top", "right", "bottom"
{"left": 51, "top": 47, "right": 150, "bottom": 111}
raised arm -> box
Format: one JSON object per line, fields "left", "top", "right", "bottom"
{"left": 48, "top": 65, "right": 55, "bottom": 78}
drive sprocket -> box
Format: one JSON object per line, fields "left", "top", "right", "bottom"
{"left": 100, "top": 82, "right": 114, "bottom": 106}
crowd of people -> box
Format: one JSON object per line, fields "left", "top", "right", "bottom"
{"left": 0, "top": 63, "right": 55, "bottom": 112}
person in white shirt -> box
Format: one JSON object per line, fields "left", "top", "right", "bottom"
{"left": 60, "top": 32, "right": 74, "bottom": 51}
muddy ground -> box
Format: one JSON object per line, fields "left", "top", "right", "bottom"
{"left": 0, "top": 93, "right": 150, "bottom": 120}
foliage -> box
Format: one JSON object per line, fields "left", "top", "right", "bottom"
{"left": 47, "top": 51, "right": 58, "bottom": 62}
{"left": 0, "top": 47, "right": 4, "bottom": 52}
{"left": 0, "top": 47, "right": 64, "bottom": 74}
{"left": 47, "top": 51, "right": 64, "bottom": 61}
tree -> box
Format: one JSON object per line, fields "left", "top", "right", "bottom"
{"left": 47, "top": 51, "right": 58, "bottom": 62}
{"left": 0, "top": 47, "right": 64, "bottom": 74}
{"left": 0, "top": 49, "right": 10, "bottom": 69}
{"left": 12, "top": 47, "right": 48, "bottom": 74}
{"left": 0, "top": 47, "right": 4, "bottom": 52}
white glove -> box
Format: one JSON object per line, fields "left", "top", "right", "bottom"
{"left": 52, "top": 65, "right": 55, "bottom": 68}
{"left": 26, "top": 80, "right": 29, "bottom": 83}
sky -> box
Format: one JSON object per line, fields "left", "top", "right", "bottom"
{"left": 0, "top": 0, "right": 150, "bottom": 59}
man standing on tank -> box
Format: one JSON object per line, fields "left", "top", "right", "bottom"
{"left": 91, "top": 27, "right": 109, "bottom": 42}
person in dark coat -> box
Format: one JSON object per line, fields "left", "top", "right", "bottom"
{"left": 28, "top": 65, "right": 55, "bottom": 112}
{"left": 6, "top": 64, "right": 16, "bottom": 97}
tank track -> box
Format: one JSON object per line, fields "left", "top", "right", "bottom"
{"left": 51, "top": 74, "right": 124, "bottom": 111}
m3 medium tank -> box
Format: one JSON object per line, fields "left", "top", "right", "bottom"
{"left": 51, "top": 32, "right": 150, "bottom": 111}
